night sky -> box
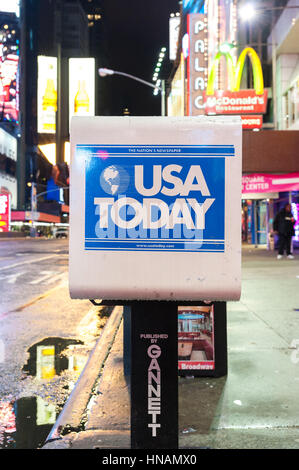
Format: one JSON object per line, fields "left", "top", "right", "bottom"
{"left": 90, "top": 0, "right": 180, "bottom": 116}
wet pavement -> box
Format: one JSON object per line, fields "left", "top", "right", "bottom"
{"left": 0, "top": 238, "right": 69, "bottom": 316}
{"left": 0, "top": 238, "right": 112, "bottom": 449}
{"left": 0, "top": 308, "right": 111, "bottom": 449}
{"left": 2, "top": 239, "right": 299, "bottom": 449}
{"left": 22, "top": 337, "right": 84, "bottom": 378}
{"left": 0, "top": 396, "right": 63, "bottom": 449}
{"left": 43, "top": 246, "right": 299, "bottom": 450}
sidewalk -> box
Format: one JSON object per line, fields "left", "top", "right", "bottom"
{"left": 43, "top": 247, "right": 299, "bottom": 449}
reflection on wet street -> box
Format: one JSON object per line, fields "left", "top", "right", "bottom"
{"left": 0, "top": 337, "right": 87, "bottom": 449}
{"left": 22, "top": 337, "right": 84, "bottom": 379}
{"left": 0, "top": 396, "right": 62, "bottom": 449}
{"left": 0, "top": 238, "right": 113, "bottom": 449}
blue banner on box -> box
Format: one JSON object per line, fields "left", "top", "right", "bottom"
{"left": 81, "top": 144, "right": 233, "bottom": 252}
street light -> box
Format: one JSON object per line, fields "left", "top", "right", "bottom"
{"left": 239, "top": 4, "right": 256, "bottom": 21}
{"left": 98, "top": 68, "right": 166, "bottom": 116}
{"left": 219, "top": 41, "right": 235, "bottom": 54}
{"left": 28, "top": 185, "right": 69, "bottom": 237}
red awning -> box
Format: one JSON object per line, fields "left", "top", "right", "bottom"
{"left": 11, "top": 211, "right": 60, "bottom": 223}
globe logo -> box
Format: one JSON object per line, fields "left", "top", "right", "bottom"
{"left": 100, "top": 165, "right": 130, "bottom": 195}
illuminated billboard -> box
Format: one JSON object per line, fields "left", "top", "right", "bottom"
{"left": 169, "top": 15, "right": 180, "bottom": 61}
{"left": 0, "top": 127, "right": 17, "bottom": 161}
{"left": 0, "top": 128, "right": 17, "bottom": 208}
{"left": 37, "top": 56, "right": 57, "bottom": 134}
{"left": 0, "top": 0, "right": 20, "bottom": 16}
{"left": 167, "top": 53, "right": 185, "bottom": 116}
{"left": 206, "top": 1, "right": 237, "bottom": 92}
{"left": 0, "top": 175, "right": 17, "bottom": 209}
{"left": 0, "top": 20, "right": 19, "bottom": 123}
{"left": 69, "top": 58, "right": 95, "bottom": 124}
{"left": 183, "top": 0, "right": 205, "bottom": 15}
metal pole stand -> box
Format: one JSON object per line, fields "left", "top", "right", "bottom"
{"left": 130, "top": 301, "right": 178, "bottom": 449}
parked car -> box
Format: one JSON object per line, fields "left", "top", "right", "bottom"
{"left": 55, "top": 228, "right": 69, "bottom": 238}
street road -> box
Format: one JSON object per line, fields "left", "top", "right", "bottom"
{"left": 0, "top": 238, "right": 106, "bottom": 449}
{"left": 0, "top": 238, "right": 69, "bottom": 316}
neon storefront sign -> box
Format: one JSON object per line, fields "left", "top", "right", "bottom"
{"left": 291, "top": 203, "right": 299, "bottom": 243}
{"left": 205, "top": 46, "right": 268, "bottom": 115}
{"left": 0, "top": 193, "right": 10, "bottom": 232}
{"left": 242, "top": 173, "right": 299, "bottom": 195}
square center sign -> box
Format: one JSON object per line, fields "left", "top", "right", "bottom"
{"left": 69, "top": 116, "right": 242, "bottom": 301}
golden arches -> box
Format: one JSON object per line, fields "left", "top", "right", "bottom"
{"left": 206, "top": 46, "right": 264, "bottom": 96}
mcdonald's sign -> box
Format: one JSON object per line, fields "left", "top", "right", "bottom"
{"left": 204, "top": 47, "right": 268, "bottom": 117}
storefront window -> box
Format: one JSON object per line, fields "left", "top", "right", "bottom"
{"left": 257, "top": 200, "right": 267, "bottom": 244}
{"left": 290, "top": 87, "right": 295, "bottom": 125}
{"left": 296, "top": 80, "right": 299, "bottom": 122}
{"left": 283, "top": 81, "right": 299, "bottom": 129}
{"left": 242, "top": 199, "right": 269, "bottom": 245}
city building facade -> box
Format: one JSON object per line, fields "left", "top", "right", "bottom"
{"left": 0, "top": 4, "right": 20, "bottom": 230}
{"left": 167, "top": 0, "right": 299, "bottom": 249}
{"left": 5, "top": 0, "right": 93, "bottom": 236}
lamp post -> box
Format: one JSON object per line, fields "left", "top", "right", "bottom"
{"left": 98, "top": 68, "right": 166, "bottom": 116}
{"left": 55, "top": 0, "right": 64, "bottom": 165}
{"left": 28, "top": 183, "right": 69, "bottom": 237}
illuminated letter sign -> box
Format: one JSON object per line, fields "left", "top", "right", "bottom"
{"left": 234, "top": 47, "right": 264, "bottom": 96}
{"left": 169, "top": 15, "right": 180, "bottom": 61}
{"left": 0, "top": 20, "right": 19, "bottom": 123}
{"left": 69, "top": 58, "right": 95, "bottom": 126}
{"left": 37, "top": 56, "right": 57, "bottom": 134}
{"left": 0, "top": 193, "right": 10, "bottom": 232}
{"left": 205, "top": 47, "right": 268, "bottom": 117}
{"left": 187, "top": 13, "right": 208, "bottom": 115}
{"left": 206, "top": 51, "right": 236, "bottom": 96}
{"left": 0, "top": 0, "right": 20, "bottom": 16}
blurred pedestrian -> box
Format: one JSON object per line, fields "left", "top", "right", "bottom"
{"left": 273, "top": 203, "right": 296, "bottom": 259}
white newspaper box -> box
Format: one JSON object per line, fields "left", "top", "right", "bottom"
{"left": 69, "top": 116, "right": 242, "bottom": 301}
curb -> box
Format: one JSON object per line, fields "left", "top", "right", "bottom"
{"left": 45, "top": 304, "right": 123, "bottom": 444}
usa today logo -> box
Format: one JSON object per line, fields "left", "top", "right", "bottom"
{"left": 100, "top": 165, "right": 130, "bottom": 195}
{"left": 84, "top": 147, "right": 226, "bottom": 253}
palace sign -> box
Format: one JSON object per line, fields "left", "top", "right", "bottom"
{"left": 187, "top": 13, "right": 208, "bottom": 115}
